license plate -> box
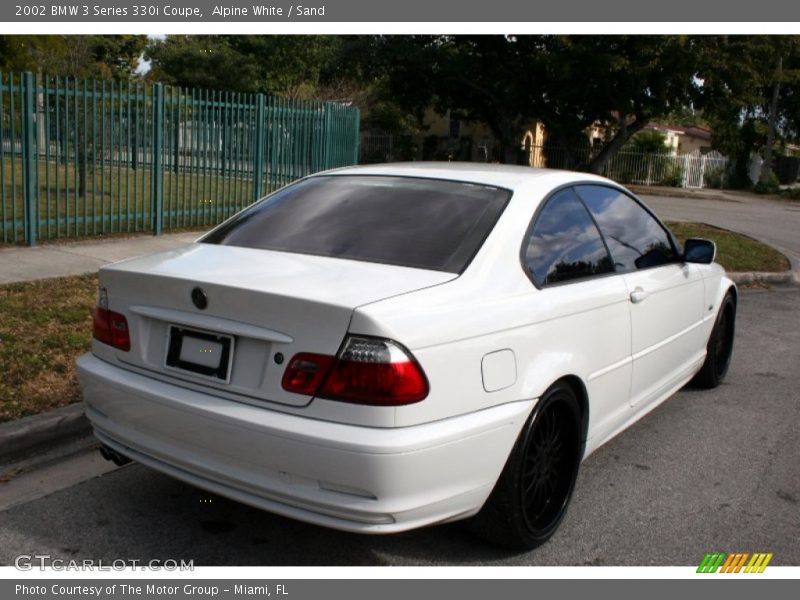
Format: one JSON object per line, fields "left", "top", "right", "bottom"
{"left": 166, "top": 326, "right": 234, "bottom": 382}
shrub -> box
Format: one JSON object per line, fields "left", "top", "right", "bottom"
{"left": 704, "top": 165, "right": 726, "bottom": 189}
{"left": 754, "top": 172, "right": 780, "bottom": 195}
{"left": 662, "top": 161, "right": 684, "bottom": 187}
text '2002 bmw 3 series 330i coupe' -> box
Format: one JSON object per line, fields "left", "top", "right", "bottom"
{"left": 77, "top": 163, "right": 736, "bottom": 549}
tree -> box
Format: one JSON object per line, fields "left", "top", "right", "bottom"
{"left": 531, "top": 36, "right": 699, "bottom": 173}
{"left": 695, "top": 35, "right": 800, "bottom": 188}
{"left": 145, "top": 36, "right": 260, "bottom": 92}
{"left": 145, "top": 35, "right": 344, "bottom": 99}
{"left": 627, "top": 130, "right": 669, "bottom": 155}
{"left": 0, "top": 35, "right": 146, "bottom": 78}
{"left": 362, "top": 35, "right": 701, "bottom": 168}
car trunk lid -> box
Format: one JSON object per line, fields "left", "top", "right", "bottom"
{"left": 97, "top": 243, "right": 456, "bottom": 407}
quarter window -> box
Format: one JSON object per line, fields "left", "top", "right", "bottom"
{"left": 525, "top": 189, "right": 614, "bottom": 286}
{"left": 574, "top": 185, "right": 678, "bottom": 272}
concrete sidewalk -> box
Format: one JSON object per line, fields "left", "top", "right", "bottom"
{"left": 0, "top": 231, "right": 204, "bottom": 284}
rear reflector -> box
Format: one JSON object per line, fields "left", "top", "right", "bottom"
{"left": 93, "top": 306, "right": 131, "bottom": 351}
{"left": 281, "top": 353, "right": 335, "bottom": 396}
{"left": 282, "top": 336, "right": 429, "bottom": 406}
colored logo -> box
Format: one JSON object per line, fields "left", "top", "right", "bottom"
{"left": 697, "top": 552, "right": 773, "bottom": 573}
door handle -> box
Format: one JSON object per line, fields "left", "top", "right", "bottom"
{"left": 630, "top": 287, "right": 648, "bottom": 304}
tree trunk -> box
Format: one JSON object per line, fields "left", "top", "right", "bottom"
{"left": 759, "top": 56, "right": 783, "bottom": 186}
{"left": 587, "top": 115, "right": 649, "bottom": 175}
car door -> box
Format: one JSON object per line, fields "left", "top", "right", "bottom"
{"left": 522, "top": 188, "right": 632, "bottom": 442}
{"left": 574, "top": 185, "right": 706, "bottom": 409}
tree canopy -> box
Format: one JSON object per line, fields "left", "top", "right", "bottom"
{"left": 3, "top": 34, "right": 799, "bottom": 180}
{"left": 0, "top": 35, "right": 146, "bottom": 79}
{"left": 144, "top": 35, "right": 344, "bottom": 99}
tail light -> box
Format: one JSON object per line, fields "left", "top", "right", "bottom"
{"left": 280, "top": 353, "right": 334, "bottom": 395}
{"left": 92, "top": 288, "right": 131, "bottom": 351}
{"left": 282, "top": 336, "right": 429, "bottom": 406}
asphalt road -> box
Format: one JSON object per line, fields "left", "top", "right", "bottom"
{"left": 1, "top": 286, "right": 798, "bottom": 567}
{"left": 641, "top": 193, "right": 800, "bottom": 270}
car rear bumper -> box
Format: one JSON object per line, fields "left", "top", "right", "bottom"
{"left": 77, "top": 353, "right": 532, "bottom": 533}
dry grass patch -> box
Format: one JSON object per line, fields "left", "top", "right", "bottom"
{"left": 0, "top": 274, "right": 97, "bottom": 422}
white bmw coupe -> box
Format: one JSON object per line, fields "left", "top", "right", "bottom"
{"left": 77, "top": 163, "right": 736, "bottom": 549}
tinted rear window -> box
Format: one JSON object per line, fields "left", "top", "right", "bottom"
{"left": 201, "top": 175, "right": 511, "bottom": 273}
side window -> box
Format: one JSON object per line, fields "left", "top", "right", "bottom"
{"left": 524, "top": 189, "right": 614, "bottom": 287}
{"left": 574, "top": 185, "right": 678, "bottom": 273}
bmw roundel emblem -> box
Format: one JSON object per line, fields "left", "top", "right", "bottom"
{"left": 191, "top": 287, "right": 208, "bottom": 310}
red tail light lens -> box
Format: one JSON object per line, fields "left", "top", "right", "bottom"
{"left": 93, "top": 306, "right": 131, "bottom": 352}
{"left": 281, "top": 353, "right": 335, "bottom": 395}
{"left": 282, "top": 337, "right": 429, "bottom": 406}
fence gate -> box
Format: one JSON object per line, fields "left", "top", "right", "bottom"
{"left": 683, "top": 151, "right": 728, "bottom": 189}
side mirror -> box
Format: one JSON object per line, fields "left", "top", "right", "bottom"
{"left": 683, "top": 238, "right": 716, "bottom": 264}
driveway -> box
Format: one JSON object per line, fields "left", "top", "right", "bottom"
{"left": 640, "top": 193, "right": 800, "bottom": 271}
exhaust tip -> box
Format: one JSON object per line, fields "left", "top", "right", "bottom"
{"left": 99, "top": 444, "right": 132, "bottom": 466}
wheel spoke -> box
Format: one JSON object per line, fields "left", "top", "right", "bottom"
{"left": 516, "top": 396, "right": 581, "bottom": 538}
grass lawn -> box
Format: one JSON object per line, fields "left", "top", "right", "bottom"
{"left": 0, "top": 274, "right": 97, "bottom": 423}
{"left": 0, "top": 223, "right": 790, "bottom": 423}
{"left": 1, "top": 159, "right": 264, "bottom": 245}
{"left": 666, "top": 221, "right": 790, "bottom": 273}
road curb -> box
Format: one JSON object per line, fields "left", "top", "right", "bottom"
{"left": 728, "top": 271, "right": 798, "bottom": 286}
{"left": 0, "top": 403, "right": 92, "bottom": 463}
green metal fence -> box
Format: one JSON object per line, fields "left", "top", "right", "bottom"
{"left": 0, "top": 71, "right": 361, "bottom": 246}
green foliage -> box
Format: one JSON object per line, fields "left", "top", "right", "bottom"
{"left": 145, "top": 35, "right": 344, "bottom": 99}
{"left": 754, "top": 172, "right": 780, "bottom": 194}
{"left": 145, "top": 36, "right": 259, "bottom": 92}
{"left": 663, "top": 161, "right": 685, "bottom": 187}
{"left": 0, "top": 35, "right": 146, "bottom": 78}
{"left": 359, "top": 35, "right": 701, "bottom": 166}
{"left": 628, "top": 131, "right": 669, "bottom": 154}
{"left": 698, "top": 36, "right": 800, "bottom": 184}
{"left": 703, "top": 164, "right": 727, "bottom": 189}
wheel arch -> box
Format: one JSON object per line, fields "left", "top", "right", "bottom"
{"left": 726, "top": 284, "right": 738, "bottom": 309}
{"left": 552, "top": 374, "right": 590, "bottom": 458}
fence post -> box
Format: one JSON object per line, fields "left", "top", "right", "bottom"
{"left": 322, "top": 103, "right": 332, "bottom": 168}
{"left": 22, "top": 71, "right": 37, "bottom": 246}
{"left": 151, "top": 83, "right": 164, "bottom": 235}
{"left": 252, "top": 93, "right": 266, "bottom": 202}
{"left": 352, "top": 107, "right": 361, "bottom": 165}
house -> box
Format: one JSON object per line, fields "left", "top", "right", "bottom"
{"left": 587, "top": 120, "right": 714, "bottom": 155}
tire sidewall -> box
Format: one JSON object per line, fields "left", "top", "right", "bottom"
{"left": 511, "top": 383, "right": 582, "bottom": 546}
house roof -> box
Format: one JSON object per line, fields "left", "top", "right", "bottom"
{"left": 645, "top": 122, "right": 712, "bottom": 140}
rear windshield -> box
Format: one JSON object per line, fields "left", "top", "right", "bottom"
{"left": 201, "top": 175, "right": 511, "bottom": 273}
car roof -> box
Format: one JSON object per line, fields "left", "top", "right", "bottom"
{"left": 323, "top": 162, "right": 613, "bottom": 192}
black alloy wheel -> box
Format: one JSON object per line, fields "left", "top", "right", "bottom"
{"left": 471, "top": 382, "right": 583, "bottom": 550}
{"left": 692, "top": 292, "right": 736, "bottom": 389}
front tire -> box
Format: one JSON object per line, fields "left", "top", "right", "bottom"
{"left": 692, "top": 292, "right": 736, "bottom": 389}
{"left": 471, "top": 382, "right": 582, "bottom": 550}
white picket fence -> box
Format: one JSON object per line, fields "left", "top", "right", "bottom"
{"left": 528, "top": 146, "right": 730, "bottom": 190}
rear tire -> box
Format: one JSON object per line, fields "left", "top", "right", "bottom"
{"left": 470, "top": 382, "right": 582, "bottom": 550}
{"left": 692, "top": 292, "right": 736, "bottom": 389}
